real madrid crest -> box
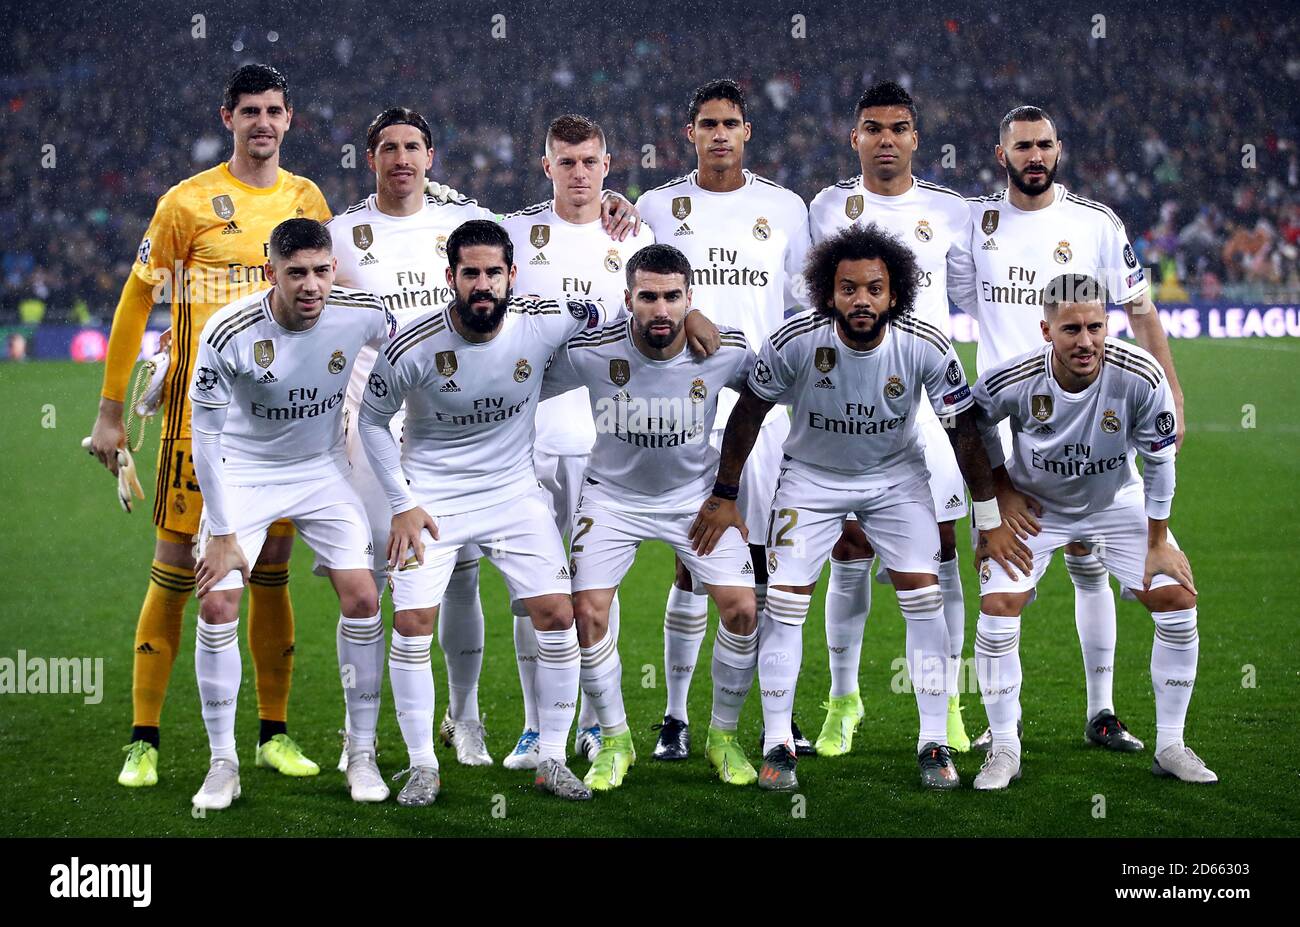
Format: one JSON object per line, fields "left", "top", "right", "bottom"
{"left": 328, "top": 350, "right": 346, "bottom": 374}
{"left": 672, "top": 196, "right": 692, "bottom": 220}
{"left": 981, "top": 209, "right": 999, "bottom": 236}
{"left": 436, "top": 235, "right": 448, "bottom": 258}
{"left": 609, "top": 358, "right": 631, "bottom": 386}
{"left": 514, "top": 358, "right": 532, "bottom": 383}
{"left": 915, "top": 219, "right": 933, "bottom": 242}
{"left": 689, "top": 377, "right": 707, "bottom": 403}
{"left": 1101, "top": 408, "right": 1121, "bottom": 434}
{"left": 884, "top": 375, "right": 905, "bottom": 399}
{"left": 767, "top": 551, "right": 778, "bottom": 574}
{"left": 1031, "top": 394, "right": 1053, "bottom": 422}
{"left": 604, "top": 249, "right": 622, "bottom": 273}
{"left": 436, "top": 350, "right": 458, "bottom": 378}
{"left": 979, "top": 559, "right": 991, "bottom": 584}
{"left": 753, "top": 216, "right": 771, "bottom": 241}
{"left": 254, "top": 340, "right": 275, "bottom": 368}
{"left": 353, "top": 224, "right": 374, "bottom": 250}
{"left": 530, "top": 225, "right": 550, "bottom": 249}
{"left": 212, "top": 195, "right": 235, "bottom": 220}
{"left": 814, "top": 346, "right": 837, "bottom": 373}
{"left": 1053, "top": 240, "right": 1072, "bottom": 264}
{"left": 845, "top": 195, "right": 864, "bottom": 220}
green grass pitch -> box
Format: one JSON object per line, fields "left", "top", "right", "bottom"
{"left": 2, "top": 339, "right": 1298, "bottom": 837}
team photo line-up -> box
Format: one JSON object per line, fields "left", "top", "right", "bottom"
{"left": 85, "top": 62, "right": 1211, "bottom": 810}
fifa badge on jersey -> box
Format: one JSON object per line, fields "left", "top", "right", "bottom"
{"left": 915, "top": 220, "right": 933, "bottom": 242}
{"left": 211, "top": 195, "right": 235, "bottom": 220}
{"left": 753, "top": 216, "right": 771, "bottom": 241}
{"left": 436, "top": 235, "right": 448, "bottom": 258}
{"left": 253, "top": 340, "right": 275, "bottom": 369}
{"left": 1053, "top": 240, "right": 1072, "bottom": 264}
{"left": 946, "top": 360, "right": 962, "bottom": 385}
{"left": 814, "top": 346, "right": 837, "bottom": 373}
{"left": 672, "top": 196, "right": 692, "bottom": 220}
{"left": 845, "top": 195, "right": 864, "bottom": 220}
{"left": 530, "top": 225, "right": 550, "bottom": 249}
{"left": 689, "top": 377, "right": 707, "bottom": 403}
{"left": 328, "top": 350, "right": 346, "bottom": 375}
{"left": 1031, "top": 394, "right": 1053, "bottom": 421}
{"left": 884, "top": 375, "right": 905, "bottom": 399}
{"left": 353, "top": 224, "right": 375, "bottom": 251}
{"left": 1101, "top": 408, "right": 1121, "bottom": 434}
{"left": 981, "top": 210, "right": 999, "bottom": 236}
{"left": 604, "top": 249, "right": 622, "bottom": 273}
{"left": 609, "top": 358, "right": 631, "bottom": 386}
{"left": 514, "top": 358, "right": 533, "bottom": 382}
{"left": 436, "top": 351, "right": 458, "bottom": 378}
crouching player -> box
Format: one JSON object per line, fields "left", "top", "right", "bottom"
{"left": 969, "top": 273, "right": 1214, "bottom": 789}
{"left": 189, "top": 219, "right": 396, "bottom": 809}
{"left": 541, "top": 244, "right": 760, "bottom": 790}
{"left": 692, "top": 223, "right": 1028, "bottom": 791}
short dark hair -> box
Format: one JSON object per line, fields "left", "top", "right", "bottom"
{"left": 688, "top": 78, "right": 746, "bottom": 125}
{"left": 804, "top": 223, "right": 921, "bottom": 323}
{"left": 223, "top": 64, "right": 290, "bottom": 112}
{"left": 366, "top": 106, "right": 433, "bottom": 153}
{"left": 1042, "top": 273, "right": 1108, "bottom": 311}
{"left": 855, "top": 80, "right": 917, "bottom": 125}
{"left": 625, "top": 243, "right": 693, "bottom": 290}
{"left": 446, "top": 219, "right": 513, "bottom": 273}
{"left": 269, "top": 218, "right": 331, "bottom": 262}
{"left": 1000, "top": 104, "right": 1056, "bottom": 140}
{"left": 546, "top": 114, "right": 606, "bottom": 154}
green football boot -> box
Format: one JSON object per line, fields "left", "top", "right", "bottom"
{"left": 583, "top": 729, "right": 635, "bottom": 791}
{"left": 814, "top": 690, "right": 865, "bottom": 757}
{"left": 118, "top": 740, "right": 159, "bottom": 788}
{"left": 255, "top": 733, "right": 320, "bottom": 777}
{"left": 706, "top": 727, "right": 758, "bottom": 786}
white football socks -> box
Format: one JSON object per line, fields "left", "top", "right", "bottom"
{"left": 337, "top": 612, "right": 384, "bottom": 751}
{"left": 577, "top": 594, "right": 620, "bottom": 730}
{"left": 1151, "top": 607, "right": 1199, "bottom": 752}
{"left": 196, "top": 618, "right": 240, "bottom": 763}
{"left": 663, "top": 585, "right": 708, "bottom": 723}
{"left": 389, "top": 630, "right": 437, "bottom": 768}
{"left": 898, "top": 586, "right": 949, "bottom": 751}
{"left": 1066, "top": 552, "right": 1117, "bottom": 720}
{"left": 511, "top": 604, "right": 539, "bottom": 732}
{"left": 825, "top": 557, "right": 872, "bottom": 698}
{"left": 711, "top": 623, "right": 758, "bottom": 731}
{"left": 579, "top": 629, "right": 627, "bottom": 736}
{"left": 937, "top": 556, "right": 966, "bottom": 699}
{"left": 975, "top": 612, "right": 1022, "bottom": 758}
{"left": 440, "top": 559, "right": 484, "bottom": 723}
{"left": 535, "top": 626, "right": 581, "bottom": 764}
{"left": 759, "top": 589, "right": 809, "bottom": 754}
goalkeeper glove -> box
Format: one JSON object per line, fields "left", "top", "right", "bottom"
{"left": 81, "top": 436, "right": 146, "bottom": 513}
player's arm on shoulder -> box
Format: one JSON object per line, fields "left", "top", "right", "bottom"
{"left": 600, "top": 189, "right": 640, "bottom": 241}
{"left": 539, "top": 342, "right": 582, "bottom": 401}
{"left": 689, "top": 384, "right": 773, "bottom": 556}
{"left": 684, "top": 308, "right": 720, "bottom": 357}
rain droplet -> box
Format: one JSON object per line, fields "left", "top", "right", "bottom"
{"left": 267, "top": 31, "right": 279, "bottom": 43}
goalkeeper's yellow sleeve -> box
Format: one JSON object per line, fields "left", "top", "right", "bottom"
{"left": 101, "top": 272, "right": 157, "bottom": 403}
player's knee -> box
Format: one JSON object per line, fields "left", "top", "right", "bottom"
{"left": 718, "top": 597, "right": 757, "bottom": 636}
{"left": 394, "top": 607, "right": 436, "bottom": 637}
{"left": 937, "top": 522, "right": 958, "bottom": 562}
{"left": 340, "top": 590, "right": 380, "bottom": 619}
{"left": 980, "top": 593, "right": 1028, "bottom": 618}
{"left": 572, "top": 596, "right": 610, "bottom": 644}
{"left": 529, "top": 596, "right": 574, "bottom": 631}
{"left": 1145, "top": 584, "right": 1197, "bottom": 613}
{"left": 154, "top": 534, "right": 196, "bottom": 569}
{"left": 1064, "top": 540, "right": 1093, "bottom": 557}
{"left": 831, "top": 521, "right": 875, "bottom": 562}
{"left": 199, "top": 593, "right": 240, "bottom": 624}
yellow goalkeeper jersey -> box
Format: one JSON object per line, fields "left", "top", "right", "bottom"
{"left": 129, "top": 162, "right": 330, "bottom": 439}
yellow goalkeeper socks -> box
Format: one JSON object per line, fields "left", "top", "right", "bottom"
{"left": 248, "top": 561, "right": 294, "bottom": 741}
{"left": 130, "top": 560, "right": 194, "bottom": 737}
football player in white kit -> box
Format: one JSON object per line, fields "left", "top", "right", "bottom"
{"left": 327, "top": 107, "right": 497, "bottom": 771}
{"left": 957, "top": 105, "right": 1187, "bottom": 754}
{"left": 359, "top": 219, "right": 618, "bottom": 804}
{"left": 188, "top": 219, "right": 396, "bottom": 810}
{"left": 806, "top": 81, "right": 976, "bottom": 757}
{"left": 637, "top": 79, "right": 813, "bottom": 759}
{"left": 969, "top": 274, "right": 1214, "bottom": 789}
{"left": 691, "top": 224, "right": 1030, "bottom": 791}
{"left": 541, "top": 244, "right": 761, "bottom": 790}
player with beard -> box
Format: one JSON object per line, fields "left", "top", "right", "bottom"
{"left": 806, "top": 81, "right": 976, "bottom": 757}
{"left": 691, "top": 223, "right": 1028, "bottom": 791}
{"left": 637, "top": 79, "right": 813, "bottom": 760}
{"left": 359, "top": 220, "right": 622, "bottom": 803}
{"left": 956, "top": 106, "right": 1187, "bottom": 756}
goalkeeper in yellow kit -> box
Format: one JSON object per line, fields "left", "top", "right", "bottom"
{"left": 88, "top": 65, "right": 331, "bottom": 787}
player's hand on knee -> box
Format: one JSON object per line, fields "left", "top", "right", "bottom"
{"left": 998, "top": 486, "right": 1043, "bottom": 538}
{"left": 389, "top": 506, "right": 437, "bottom": 570}
{"left": 196, "top": 534, "right": 249, "bottom": 597}
{"left": 979, "top": 523, "right": 1033, "bottom": 580}
{"left": 689, "top": 496, "right": 745, "bottom": 555}
{"left": 1144, "top": 542, "right": 1196, "bottom": 595}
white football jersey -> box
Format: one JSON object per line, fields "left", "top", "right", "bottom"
{"left": 189, "top": 286, "right": 395, "bottom": 485}
{"left": 501, "top": 199, "right": 654, "bottom": 456}
{"left": 964, "top": 184, "right": 1149, "bottom": 375}
{"left": 972, "top": 338, "right": 1177, "bottom": 515}
{"left": 807, "top": 175, "right": 972, "bottom": 337}
{"left": 361, "top": 296, "right": 607, "bottom": 515}
{"left": 749, "top": 310, "right": 973, "bottom": 493}
{"left": 637, "top": 169, "right": 811, "bottom": 427}
{"left": 543, "top": 320, "right": 754, "bottom": 512}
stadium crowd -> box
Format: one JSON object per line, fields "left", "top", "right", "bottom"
{"left": 2, "top": 2, "right": 1297, "bottom": 325}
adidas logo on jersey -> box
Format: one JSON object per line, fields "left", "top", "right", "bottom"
{"left": 364, "top": 542, "right": 373, "bottom": 556}
{"left": 530, "top": 252, "right": 550, "bottom": 265}
{"left": 674, "top": 223, "right": 693, "bottom": 236}
{"left": 944, "top": 494, "right": 962, "bottom": 510}
{"left": 221, "top": 221, "right": 241, "bottom": 235}
{"left": 814, "top": 376, "right": 835, "bottom": 389}
{"left": 741, "top": 562, "right": 754, "bottom": 575}
{"left": 981, "top": 238, "right": 997, "bottom": 250}
{"left": 555, "top": 565, "right": 571, "bottom": 580}
{"left": 439, "top": 378, "right": 461, "bottom": 392}
{"left": 1032, "top": 423, "right": 1056, "bottom": 435}
{"left": 257, "top": 370, "right": 278, "bottom": 383}
{"left": 359, "top": 251, "right": 379, "bottom": 266}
